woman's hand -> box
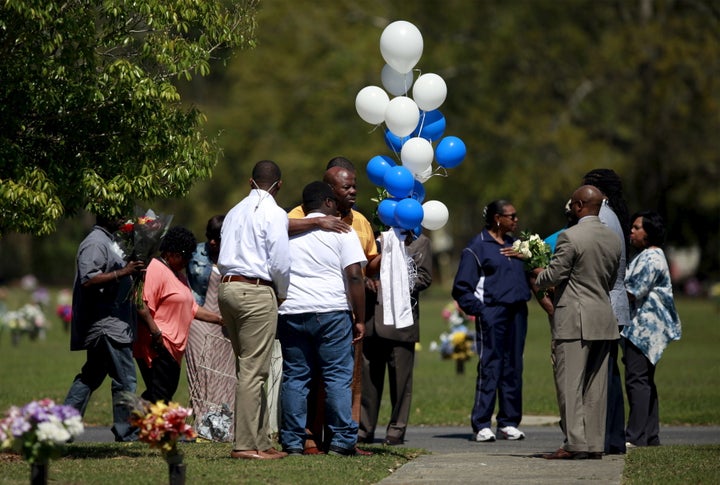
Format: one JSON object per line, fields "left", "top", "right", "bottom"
{"left": 500, "top": 247, "right": 524, "bottom": 259}
{"left": 196, "top": 307, "right": 223, "bottom": 326}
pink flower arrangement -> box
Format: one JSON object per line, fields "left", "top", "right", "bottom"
{"left": 129, "top": 400, "right": 196, "bottom": 464}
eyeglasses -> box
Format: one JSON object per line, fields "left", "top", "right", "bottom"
{"left": 500, "top": 213, "right": 518, "bottom": 221}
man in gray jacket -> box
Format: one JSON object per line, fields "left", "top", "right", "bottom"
{"left": 534, "top": 185, "right": 621, "bottom": 460}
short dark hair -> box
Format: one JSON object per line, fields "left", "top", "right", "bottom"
{"left": 251, "top": 160, "right": 282, "bottom": 187}
{"left": 483, "top": 200, "right": 512, "bottom": 228}
{"left": 205, "top": 215, "right": 225, "bottom": 241}
{"left": 326, "top": 156, "right": 355, "bottom": 172}
{"left": 160, "top": 226, "right": 197, "bottom": 259}
{"left": 302, "top": 181, "right": 335, "bottom": 212}
{"left": 631, "top": 210, "right": 666, "bottom": 247}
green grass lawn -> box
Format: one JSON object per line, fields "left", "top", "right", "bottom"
{"left": 1, "top": 285, "right": 718, "bottom": 483}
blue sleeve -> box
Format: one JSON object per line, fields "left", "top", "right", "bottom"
{"left": 452, "top": 246, "right": 484, "bottom": 316}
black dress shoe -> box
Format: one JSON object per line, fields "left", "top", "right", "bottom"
{"left": 606, "top": 446, "right": 626, "bottom": 455}
{"left": 383, "top": 436, "right": 403, "bottom": 446}
{"left": 543, "top": 448, "right": 589, "bottom": 460}
{"left": 588, "top": 452, "right": 603, "bottom": 460}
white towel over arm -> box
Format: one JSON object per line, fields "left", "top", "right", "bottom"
{"left": 380, "top": 228, "right": 413, "bottom": 329}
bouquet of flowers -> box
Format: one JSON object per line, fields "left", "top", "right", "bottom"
{"left": 115, "top": 208, "right": 174, "bottom": 264}
{"left": 430, "top": 302, "right": 476, "bottom": 374}
{"left": 512, "top": 231, "right": 552, "bottom": 271}
{"left": 128, "top": 398, "right": 196, "bottom": 464}
{"left": 1, "top": 303, "right": 48, "bottom": 344}
{"left": 0, "top": 399, "right": 84, "bottom": 464}
{"left": 115, "top": 208, "right": 173, "bottom": 308}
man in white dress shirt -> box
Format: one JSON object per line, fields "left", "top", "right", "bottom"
{"left": 218, "top": 160, "right": 291, "bottom": 460}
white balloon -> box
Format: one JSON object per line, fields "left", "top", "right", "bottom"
{"left": 412, "top": 73, "right": 447, "bottom": 111}
{"left": 384, "top": 96, "right": 419, "bottom": 138}
{"left": 421, "top": 200, "right": 449, "bottom": 230}
{"left": 401, "top": 137, "right": 434, "bottom": 175}
{"left": 355, "top": 86, "right": 389, "bottom": 125}
{"left": 380, "top": 20, "right": 424, "bottom": 74}
{"left": 381, "top": 64, "right": 414, "bottom": 96}
{"left": 414, "top": 165, "right": 433, "bottom": 183}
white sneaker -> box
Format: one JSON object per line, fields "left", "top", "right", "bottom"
{"left": 625, "top": 441, "right": 637, "bottom": 449}
{"left": 474, "top": 428, "right": 496, "bottom": 442}
{"left": 497, "top": 425, "right": 525, "bottom": 440}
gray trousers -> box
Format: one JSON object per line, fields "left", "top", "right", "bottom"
{"left": 553, "top": 339, "right": 610, "bottom": 453}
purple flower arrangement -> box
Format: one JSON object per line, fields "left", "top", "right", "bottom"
{"left": 0, "top": 398, "right": 84, "bottom": 464}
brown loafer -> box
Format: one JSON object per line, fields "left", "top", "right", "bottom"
{"left": 542, "top": 448, "right": 588, "bottom": 460}
{"left": 263, "top": 448, "right": 288, "bottom": 458}
{"left": 230, "top": 449, "right": 284, "bottom": 460}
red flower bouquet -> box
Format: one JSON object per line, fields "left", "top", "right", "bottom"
{"left": 115, "top": 208, "right": 173, "bottom": 308}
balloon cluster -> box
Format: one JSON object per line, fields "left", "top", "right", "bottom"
{"left": 355, "top": 20, "right": 466, "bottom": 232}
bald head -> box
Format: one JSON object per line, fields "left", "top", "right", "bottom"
{"left": 323, "top": 166, "right": 357, "bottom": 215}
{"left": 570, "top": 185, "right": 604, "bottom": 219}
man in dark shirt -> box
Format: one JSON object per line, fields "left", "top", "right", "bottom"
{"left": 63, "top": 214, "right": 143, "bottom": 442}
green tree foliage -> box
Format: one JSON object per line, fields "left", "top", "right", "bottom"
{"left": 0, "top": 0, "right": 259, "bottom": 236}
{"left": 2, "top": 0, "right": 719, "bottom": 283}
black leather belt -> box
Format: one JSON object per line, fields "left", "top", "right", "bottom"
{"left": 221, "top": 274, "right": 272, "bottom": 286}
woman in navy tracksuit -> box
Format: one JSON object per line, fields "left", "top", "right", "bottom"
{"left": 452, "top": 200, "right": 531, "bottom": 442}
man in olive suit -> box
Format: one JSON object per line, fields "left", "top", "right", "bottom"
{"left": 534, "top": 185, "right": 622, "bottom": 460}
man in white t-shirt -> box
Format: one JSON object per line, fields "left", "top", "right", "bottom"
{"left": 278, "top": 181, "right": 367, "bottom": 457}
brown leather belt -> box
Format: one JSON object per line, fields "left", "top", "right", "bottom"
{"left": 221, "top": 274, "right": 272, "bottom": 287}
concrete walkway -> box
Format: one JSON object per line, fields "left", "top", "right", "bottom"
{"left": 370, "top": 417, "right": 720, "bottom": 485}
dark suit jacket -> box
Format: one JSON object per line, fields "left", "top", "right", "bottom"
{"left": 535, "top": 216, "right": 621, "bottom": 341}
{"left": 365, "top": 234, "right": 432, "bottom": 343}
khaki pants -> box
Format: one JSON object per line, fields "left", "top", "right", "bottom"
{"left": 218, "top": 282, "right": 277, "bottom": 451}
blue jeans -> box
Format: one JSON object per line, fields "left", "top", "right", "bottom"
{"left": 278, "top": 311, "right": 357, "bottom": 452}
{"left": 64, "top": 335, "right": 138, "bottom": 441}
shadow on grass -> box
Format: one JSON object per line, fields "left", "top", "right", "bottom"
{"left": 64, "top": 443, "right": 148, "bottom": 459}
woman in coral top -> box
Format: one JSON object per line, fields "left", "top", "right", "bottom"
{"left": 135, "top": 226, "right": 223, "bottom": 403}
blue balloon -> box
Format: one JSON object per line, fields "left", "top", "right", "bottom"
{"left": 414, "top": 110, "right": 446, "bottom": 141}
{"left": 394, "top": 198, "right": 424, "bottom": 230}
{"left": 435, "top": 136, "right": 467, "bottom": 169}
{"left": 366, "top": 155, "right": 396, "bottom": 186}
{"left": 410, "top": 179, "right": 425, "bottom": 203}
{"left": 413, "top": 226, "right": 423, "bottom": 237}
{"left": 377, "top": 198, "right": 399, "bottom": 227}
{"left": 384, "top": 128, "right": 410, "bottom": 153}
{"left": 383, "top": 165, "right": 414, "bottom": 198}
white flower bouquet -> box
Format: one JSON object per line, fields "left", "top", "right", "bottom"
{"left": 0, "top": 398, "right": 84, "bottom": 464}
{"left": 512, "top": 231, "right": 552, "bottom": 271}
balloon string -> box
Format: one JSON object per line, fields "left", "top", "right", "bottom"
{"left": 417, "top": 111, "right": 426, "bottom": 138}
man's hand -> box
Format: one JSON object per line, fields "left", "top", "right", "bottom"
{"left": 364, "top": 277, "right": 378, "bottom": 292}
{"left": 315, "top": 215, "right": 351, "bottom": 233}
{"left": 121, "top": 260, "right": 144, "bottom": 276}
{"left": 352, "top": 321, "right": 365, "bottom": 344}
